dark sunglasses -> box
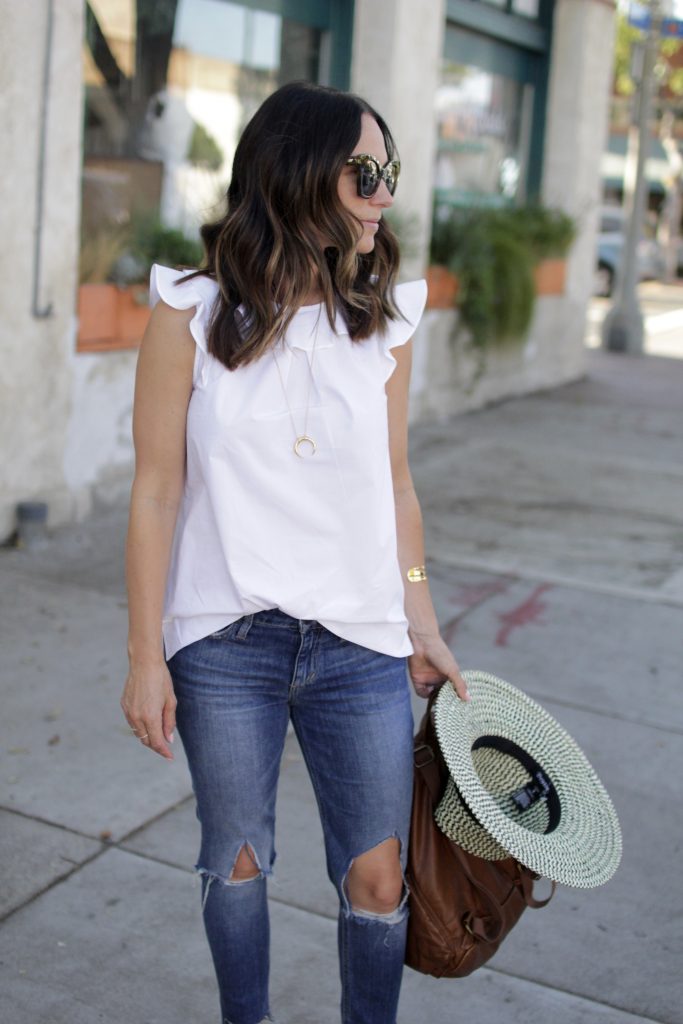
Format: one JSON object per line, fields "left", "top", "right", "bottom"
{"left": 345, "top": 154, "right": 401, "bottom": 199}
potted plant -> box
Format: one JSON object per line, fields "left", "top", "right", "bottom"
{"left": 427, "top": 205, "right": 576, "bottom": 346}
{"left": 77, "top": 216, "right": 203, "bottom": 351}
{"left": 518, "top": 205, "right": 576, "bottom": 295}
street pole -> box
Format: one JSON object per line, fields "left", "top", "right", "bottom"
{"left": 602, "top": 0, "right": 662, "bottom": 353}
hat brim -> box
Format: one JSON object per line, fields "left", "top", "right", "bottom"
{"left": 433, "top": 672, "right": 622, "bottom": 888}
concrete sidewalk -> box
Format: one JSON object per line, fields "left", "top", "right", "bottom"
{"left": 1, "top": 347, "right": 682, "bottom": 1024}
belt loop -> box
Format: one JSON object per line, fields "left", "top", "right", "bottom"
{"left": 235, "top": 614, "right": 254, "bottom": 640}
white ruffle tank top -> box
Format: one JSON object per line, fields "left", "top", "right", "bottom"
{"left": 150, "top": 264, "right": 428, "bottom": 660}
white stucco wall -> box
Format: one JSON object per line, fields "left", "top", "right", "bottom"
{"left": 408, "top": 294, "right": 590, "bottom": 423}
{"left": 0, "top": 0, "right": 87, "bottom": 540}
{"left": 62, "top": 349, "right": 137, "bottom": 509}
{"left": 0, "top": 0, "right": 140, "bottom": 543}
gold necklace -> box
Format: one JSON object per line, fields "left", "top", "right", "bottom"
{"left": 271, "top": 330, "right": 319, "bottom": 458}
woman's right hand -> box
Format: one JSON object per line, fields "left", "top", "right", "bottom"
{"left": 120, "top": 662, "right": 177, "bottom": 760}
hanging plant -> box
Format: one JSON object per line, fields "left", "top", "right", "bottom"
{"left": 429, "top": 205, "right": 576, "bottom": 352}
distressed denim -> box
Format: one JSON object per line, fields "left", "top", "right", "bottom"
{"left": 168, "top": 609, "right": 414, "bottom": 1024}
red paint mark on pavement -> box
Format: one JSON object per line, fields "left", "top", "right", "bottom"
{"left": 448, "top": 579, "right": 511, "bottom": 609}
{"left": 495, "top": 583, "right": 553, "bottom": 647}
{"left": 441, "top": 579, "right": 513, "bottom": 648}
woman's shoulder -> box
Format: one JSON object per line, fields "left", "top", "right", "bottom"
{"left": 148, "top": 266, "right": 220, "bottom": 386}
{"left": 150, "top": 264, "right": 219, "bottom": 314}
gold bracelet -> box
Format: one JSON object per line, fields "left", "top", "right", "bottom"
{"left": 406, "top": 565, "right": 428, "bottom": 583}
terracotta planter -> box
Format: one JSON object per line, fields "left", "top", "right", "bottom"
{"left": 533, "top": 259, "right": 566, "bottom": 296}
{"left": 77, "top": 283, "right": 150, "bottom": 352}
{"left": 425, "top": 265, "right": 459, "bottom": 309}
{"left": 118, "top": 285, "right": 151, "bottom": 343}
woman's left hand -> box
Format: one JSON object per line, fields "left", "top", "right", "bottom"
{"left": 408, "top": 632, "right": 470, "bottom": 702}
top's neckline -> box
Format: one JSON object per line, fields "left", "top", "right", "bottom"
{"left": 295, "top": 300, "right": 325, "bottom": 312}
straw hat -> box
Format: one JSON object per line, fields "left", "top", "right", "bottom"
{"left": 433, "top": 671, "right": 622, "bottom": 888}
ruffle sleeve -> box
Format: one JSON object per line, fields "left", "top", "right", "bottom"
{"left": 149, "top": 264, "right": 217, "bottom": 387}
{"left": 381, "top": 278, "right": 428, "bottom": 380}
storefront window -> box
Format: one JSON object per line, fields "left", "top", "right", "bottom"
{"left": 434, "top": 59, "right": 534, "bottom": 211}
{"left": 80, "top": 0, "right": 345, "bottom": 336}
{"left": 478, "top": 0, "right": 541, "bottom": 16}
{"left": 512, "top": 0, "right": 540, "bottom": 18}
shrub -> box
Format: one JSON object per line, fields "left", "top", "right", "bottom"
{"left": 430, "top": 205, "right": 575, "bottom": 350}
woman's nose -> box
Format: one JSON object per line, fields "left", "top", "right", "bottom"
{"left": 371, "top": 180, "right": 395, "bottom": 208}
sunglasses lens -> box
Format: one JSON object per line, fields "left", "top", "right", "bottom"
{"left": 385, "top": 164, "right": 398, "bottom": 195}
{"left": 359, "top": 164, "right": 380, "bottom": 198}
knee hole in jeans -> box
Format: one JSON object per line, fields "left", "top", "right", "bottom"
{"left": 199, "top": 843, "right": 263, "bottom": 911}
{"left": 344, "top": 836, "right": 407, "bottom": 919}
{"left": 229, "top": 842, "right": 261, "bottom": 881}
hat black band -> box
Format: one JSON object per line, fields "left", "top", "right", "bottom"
{"left": 472, "top": 735, "right": 562, "bottom": 834}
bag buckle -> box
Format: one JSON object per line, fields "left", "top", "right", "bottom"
{"left": 414, "top": 743, "right": 435, "bottom": 768}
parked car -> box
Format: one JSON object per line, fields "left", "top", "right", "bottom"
{"left": 594, "top": 206, "right": 666, "bottom": 296}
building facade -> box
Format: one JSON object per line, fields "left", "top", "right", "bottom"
{"left": 0, "top": 0, "right": 616, "bottom": 540}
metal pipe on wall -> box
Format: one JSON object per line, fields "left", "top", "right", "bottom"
{"left": 32, "top": 0, "right": 55, "bottom": 320}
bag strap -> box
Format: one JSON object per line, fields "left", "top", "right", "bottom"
{"left": 517, "top": 870, "right": 557, "bottom": 908}
{"left": 413, "top": 689, "right": 446, "bottom": 806}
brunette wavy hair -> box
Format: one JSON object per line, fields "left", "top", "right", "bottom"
{"left": 183, "top": 81, "right": 405, "bottom": 370}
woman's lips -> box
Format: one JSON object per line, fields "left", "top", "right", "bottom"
{"left": 362, "top": 220, "right": 379, "bottom": 230}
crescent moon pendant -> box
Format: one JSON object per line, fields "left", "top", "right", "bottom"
{"left": 294, "top": 435, "right": 317, "bottom": 458}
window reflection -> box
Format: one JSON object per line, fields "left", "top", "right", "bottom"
{"left": 512, "top": 0, "right": 540, "bottom": 18}
{"left": 81, "top": 0, "right": 323, "bottom": 288}
{"left": 477, "top": 0, "right": 541, "bottom": 15}
{"left": 434, "top": 60, "right": 533, "bottom": 210}
{"left": 174, "top": 0, "right": 281, "bottom": 70}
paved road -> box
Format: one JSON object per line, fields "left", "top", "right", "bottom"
{"left": 1, "top": 344, "right": 682, "bottom": 1023}
{"left": 586, "top": 280, "right": 683, "bottom": 359}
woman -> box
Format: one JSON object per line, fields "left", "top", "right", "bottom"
{"left": 121, "top": 81, "right": 469, "bottom": 1024}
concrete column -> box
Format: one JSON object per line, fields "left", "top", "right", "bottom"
{"left": 0, "top": 0, "right": 86, "bottom": 540}
{"left": 542, "top": 0, "right": 617, "bottom": 310}
{"left": 351, "top": 0, "right": 446, "bottom": 280}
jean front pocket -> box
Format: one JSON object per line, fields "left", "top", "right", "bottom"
{"left": 208, "top": 614, "right": 254, "bottom": 643}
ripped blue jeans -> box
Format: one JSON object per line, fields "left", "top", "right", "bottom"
{"left": 168, "top": 609, "right": 414, "bottom": 1024}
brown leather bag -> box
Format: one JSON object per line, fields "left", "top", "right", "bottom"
{"left": 405, "top": 691, "right": 554, "bottom": 978}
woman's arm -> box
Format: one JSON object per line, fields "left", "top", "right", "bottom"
{"left": 120, "top": 301, "right": 196, "bottom": 759}
{"left": 386, "top": 341, "right": 469, "bottom": 702}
